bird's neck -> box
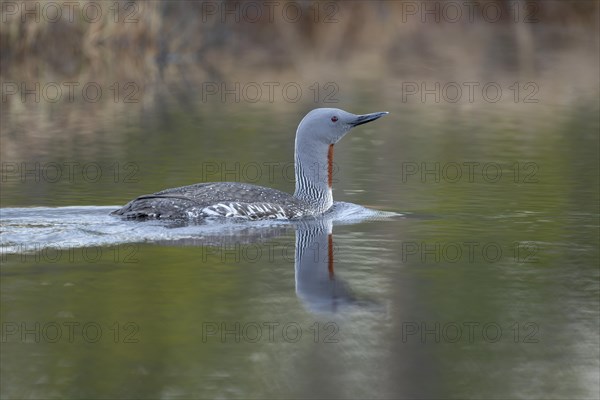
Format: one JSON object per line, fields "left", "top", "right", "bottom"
{"left": 293, "top": 140, "right": 334, "bottom": 214}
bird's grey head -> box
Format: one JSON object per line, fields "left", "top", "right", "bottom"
{"left": 293, "top": 107, "right": 388, "bottom": 213}
{"left": 296, "top": 108, "right": 389, "bottom": 144}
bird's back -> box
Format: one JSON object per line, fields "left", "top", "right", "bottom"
{"left": 111, "top": 182, "right": 308, "bottom": 220}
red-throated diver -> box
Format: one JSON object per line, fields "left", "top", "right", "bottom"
{"left": 111, "top": 108, "right": 388, "bottom": 220}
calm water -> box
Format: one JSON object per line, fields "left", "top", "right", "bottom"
{"left": 1, "top": 95, "right": 599, "bottom": 399}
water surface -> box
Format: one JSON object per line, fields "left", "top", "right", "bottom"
{"left": 1, "top": 97, "right": 598, "bottom": 399}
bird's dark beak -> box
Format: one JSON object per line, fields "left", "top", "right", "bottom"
{"left": 350, "top": 111, "right": 389, "bottom": 127}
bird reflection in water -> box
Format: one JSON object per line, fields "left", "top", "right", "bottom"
{"left": 157, "top": 210, "right": 385, "bottom": 314}
{"left": 294, "top": 217, "right": 360, "bottom": 314}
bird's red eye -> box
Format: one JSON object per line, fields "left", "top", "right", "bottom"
{"left": 331, "top": 116, "right": 338, "bottom": 122}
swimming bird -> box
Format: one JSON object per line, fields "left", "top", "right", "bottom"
{"left": 111, "top": 108, "right": 388, "bottom": 220}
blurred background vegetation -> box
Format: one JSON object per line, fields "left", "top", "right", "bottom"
{"left": 0, "top": 0, "right": 598, "bottom": 194}
{"left": 2, "top": 0, "right": 598, "bottom": 81}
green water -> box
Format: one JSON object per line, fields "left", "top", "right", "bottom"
{"left": 1, "top": 94, "right": 599, "bottom": 399}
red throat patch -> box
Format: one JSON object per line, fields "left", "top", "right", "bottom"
{"left": 327, "top": 144, "right": 334, "bottom": 188}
